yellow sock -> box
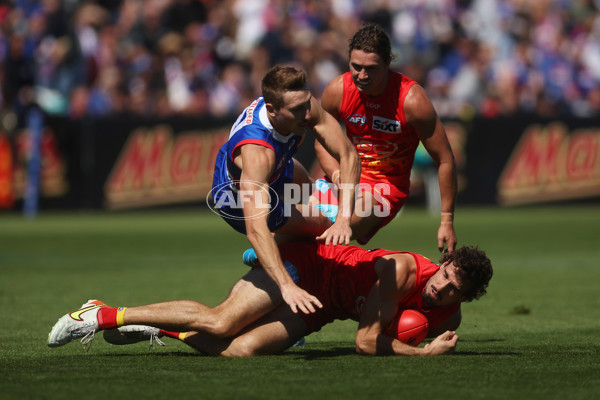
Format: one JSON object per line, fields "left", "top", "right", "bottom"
{"left": 116, "top": 307, "right": 127, "bottom": 327}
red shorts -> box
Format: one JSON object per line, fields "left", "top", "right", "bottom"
{"left": 277, "top": 241, "right": 370, "bottom": 335}
{"left": 277, "top": 241, "right": 337, "bottom": 334}
{"left": 311, "top": 176, "right": 408, "bottom": 244}
{"left": 354, "top": 176, "right": 408, "bottom": 244}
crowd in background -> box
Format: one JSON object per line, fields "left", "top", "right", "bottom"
{"left": 1, "top": 0, "right": 600, "bottom": 126}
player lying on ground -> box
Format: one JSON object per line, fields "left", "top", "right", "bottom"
{"left": 48, "top": 241, "right": 492, "bottom": 356}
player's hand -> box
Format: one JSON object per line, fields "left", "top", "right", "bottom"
{"left": 316, "top": 219, "right": 352, "bottom": 246}
{"left": 423, "top": 330, "right": 459, "bottom": 355}
{"left": 437, "top": 223, "right": 457, "bottom": 253}
{"left": 281, "top": 283, "right": 323, "bottom": 314}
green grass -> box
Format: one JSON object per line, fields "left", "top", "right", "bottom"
{"left": 1, "top": 205, "right": 599, "bottom": 399}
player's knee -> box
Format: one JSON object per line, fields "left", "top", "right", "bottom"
{"left": 223, "top": 335, "right": 261, "bottom": 357}
{"left": 200, "top": 317, "right": 239, "bottom": 338}
{"left": 185, "top": 311, "right": 231, "bottom": 338}
{"left": 201, "top": 321, "right": 227, "bottom": 338}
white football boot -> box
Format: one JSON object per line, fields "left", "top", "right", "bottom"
{"left": 103, "top": 325, "right": 166, "bottom": 350}
{"left": 47, "top": 299, "right": 108, "bottom": 349}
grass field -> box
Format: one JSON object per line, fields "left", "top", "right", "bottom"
{"left": 1, "top": 205, "right": 599, "bottom": 399}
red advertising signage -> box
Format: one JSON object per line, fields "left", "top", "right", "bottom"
{"left": 498, "top": 122, "right": 600, "bottom": 205}
{"left": 104, "top": 124, "right": 228, "bottom": 209}
{"left": 0, "top": 133, "right": 14, "bottom": 208}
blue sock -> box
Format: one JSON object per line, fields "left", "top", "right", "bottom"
{"left": 312, "top": 204, "right": 338, "bottom": 223}
{"left": 242, "top": 248, "right": 258, "bottom": 267}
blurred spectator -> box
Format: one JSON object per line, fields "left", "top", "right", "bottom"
{"left": 1, "top": 0, "right": 599, "bottom": 122}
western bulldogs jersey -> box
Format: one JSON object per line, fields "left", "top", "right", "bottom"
{"left": 211, "top": 97, "right": 303, "bottom": 233}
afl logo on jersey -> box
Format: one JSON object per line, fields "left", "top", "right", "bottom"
{"left": 346, "top": 114, "right": 366, "bottom": 127}
{"left": 373, "top": 116, "right": 401, "bottom": 134}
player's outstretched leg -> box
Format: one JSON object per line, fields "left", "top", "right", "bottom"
{"left": 47, "top": 300, "right": 109, "bottom": 349}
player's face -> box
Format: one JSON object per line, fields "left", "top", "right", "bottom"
{"left": 349, "top": 50, "right": 389, "bottom": 97}
{"left": 270, "top": 90, "right": 312, "bottom": 135}
{"left": 422, "top": 262, "right": 469, "bottom": 308}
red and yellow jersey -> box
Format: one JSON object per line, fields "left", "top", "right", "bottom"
{"left": 277, "top": 241, "right": 459, "bottom": 334}
{"left": 339, "top": 71, "right": 420, "bottom": 189}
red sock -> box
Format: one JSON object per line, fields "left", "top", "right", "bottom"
{"left": 159, "top": 330, "right": 182, "bottom": 339}
{"left": 97, "top": 307, "right": 121, "bottom": 330}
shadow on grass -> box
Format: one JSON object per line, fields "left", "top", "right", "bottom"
{"left": 102, "top": 351, "right": 201, "bottom": 358}
{"left": 291, "top": 347, "right": 357, "bottom": 359}
{"left": 88, "top": 338, "right": 515, "bottom": 358}
{"left": 454, "top": 351, "right": 520, "bottom": 356}
{"left": 292, "top": 348, "right": 520, "bottom": 358}
{"left": 94, "top": 348, "right": 357, "bottom": 359}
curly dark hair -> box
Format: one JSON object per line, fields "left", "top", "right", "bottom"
{"left": 348, "top": 23, "right": 393, "bottom": 63}
{"left": 261, "top": 65, "right": 308, "bottom": 109}
{"left": 439, "top": 246, "right": 493, "bottom": 302}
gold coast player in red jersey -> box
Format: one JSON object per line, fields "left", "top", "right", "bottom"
{"left": 47, "top": 241, "right": 492, "bottom": 357}
{"left": 316, "top": 24, "right": 458, "bottom": 252}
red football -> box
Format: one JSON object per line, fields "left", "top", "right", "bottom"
{"left": 384, "top": 309, "right": 429, "bottom": 346}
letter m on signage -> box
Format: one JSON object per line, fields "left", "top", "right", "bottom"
{"left": 106, "top": 126, "right": 171, "bottom": 194}
{"left": 497, "top": 122, "right": 600, "bottom": 204}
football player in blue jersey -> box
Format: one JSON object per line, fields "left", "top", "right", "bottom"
{"left": 211, "top": 65, "right": 361, "bottom": 315}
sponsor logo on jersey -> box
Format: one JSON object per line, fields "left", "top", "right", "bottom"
{"left": 346, "top": 114, "right": 367, "bottom": 127}
{"left": 244, "top": 98, "right": 260, "bottom": 125}
{"left": 352, "top": 137, "right": 398, "bottom": 157}
{"left": 372, "top": 116, "right": 402, "bottom": 134}
{"left": 365, "top": 102, "right": 381, "bottom": 110}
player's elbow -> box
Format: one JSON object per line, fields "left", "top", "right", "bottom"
{"left": 355, "top": 335, "right": 375, "bottom": 355}
{"left": 339, "top": 150, "right": 361, "bottom": 181}
{"left": 355, "top": 340, "right": 366, "bottom": 355}
{"left": 245, "top": 228, "right": 258, "bottom": 243}
{"left": 344, "top": 145, "right": 360, "bottom": 166}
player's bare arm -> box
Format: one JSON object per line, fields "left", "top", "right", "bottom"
{"left": 355, "top": 254, "right": 458, "bottom": 356}
{"left": 315, "top": 75, "right": 345, "bottom": 182}
{"left": 404, "top": 84, "right": 458, "bottom": 253}
{"left": 320, "top": 75, "right": 344, "bottom": 120}
{"left": 355, "top": 254, "right": 421, "bottom": 355}
{"left": 238, "top": 144, "right": 323, "bottom": 314}
{"left": 309, "top": 96, "right": 361, "bottom": 245}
